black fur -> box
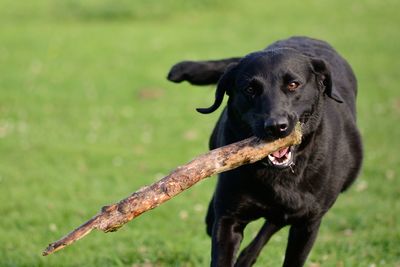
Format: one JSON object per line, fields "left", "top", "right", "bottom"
{"left": 168, "top": 36, "right": 363, "bottom": 267}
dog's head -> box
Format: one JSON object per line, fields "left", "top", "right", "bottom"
{"left": 198, "top": 48, "right": 343, "bottom": 168}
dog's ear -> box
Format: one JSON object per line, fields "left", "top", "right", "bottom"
{"left": 310, "top": 59, "right": 343, "bottom": 103}
{"left": 196, "top": 63, "right": 238, "bottom": 114}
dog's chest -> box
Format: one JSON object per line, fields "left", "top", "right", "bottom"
{"left": 244, "top": 169, "right": 321, "bottom": 222}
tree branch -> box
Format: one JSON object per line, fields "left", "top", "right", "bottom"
{"left": 42, "top": 124, "right": 302, "bottom": 256}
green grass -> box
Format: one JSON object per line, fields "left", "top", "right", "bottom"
{"left": 0, "top": 0, "right": 399, "bottom": 266}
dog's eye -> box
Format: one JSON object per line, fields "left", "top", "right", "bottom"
{"left": 244, "top": 86, "right": 257, "bottom": 96}
{"left": 287, "top": 82, "right": 300, "bottom": 91}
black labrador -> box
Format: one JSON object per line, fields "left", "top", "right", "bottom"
{"left": 167, "top": 36, "right": 363, "bottom": 267}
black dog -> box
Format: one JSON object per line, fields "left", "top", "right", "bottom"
{"left": 167, "top": 36, "right": 363, "bottom": 267}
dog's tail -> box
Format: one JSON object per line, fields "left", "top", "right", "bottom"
{"left": 167, "top": 58, "right": 241, "bottom": 86}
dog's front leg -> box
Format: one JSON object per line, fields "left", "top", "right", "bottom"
{"left": 235, "top": 221, "right": 284, "bottom": 267}
{"left": 211, "top": 217, "right": 245, "bottom": 267}
{"left": 282, "top": 219, "right": 322, "bottom": 267}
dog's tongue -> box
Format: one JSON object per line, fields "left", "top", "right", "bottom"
{"left": 272, "top": 147, "right": 289, "bottom": 158}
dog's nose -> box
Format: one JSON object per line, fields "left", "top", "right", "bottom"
{"left": 264, "top": 117, "right": 290, "bottom": 138}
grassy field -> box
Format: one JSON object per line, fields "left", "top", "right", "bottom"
{"left": 0, "top": 0, "right": 399, "bottom": 266}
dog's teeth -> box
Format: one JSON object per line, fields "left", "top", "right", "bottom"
{"left": 267, "top": 151, "right": 293, "bottom": 167}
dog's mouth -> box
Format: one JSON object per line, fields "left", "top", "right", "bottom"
{"left": 266, "top": 146, "right": 294, "bottom": 168}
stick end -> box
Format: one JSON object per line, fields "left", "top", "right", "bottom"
{"left": 42, "top": 251, "right": 50, "bottom": 257}
{"left": 42, "top": 242, "right": 66, "bottom": 256}
{"left": 42, "top": 245, "right": 54, "bottom": 256}
{"left": 293, "top": 122, "right": 303, "bottom": 144}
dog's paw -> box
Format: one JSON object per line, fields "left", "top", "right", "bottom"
{"left": 167, "top": 61, "right": 196, "bottom": 83}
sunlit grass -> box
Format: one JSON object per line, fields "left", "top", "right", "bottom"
{"left": 0, "top": 0, "right": 399, "bottom": 266}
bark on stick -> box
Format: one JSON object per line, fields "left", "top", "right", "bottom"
{"left": 42, "top": 125, "right": 302, "bottom": 256}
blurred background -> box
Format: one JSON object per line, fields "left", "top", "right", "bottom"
{"left": 0, "top": 0, "right": 399, "bottom": 266}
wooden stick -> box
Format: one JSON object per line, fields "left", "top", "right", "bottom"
{"left": 42, "top": 124, "right": 302, "bottom": 256}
